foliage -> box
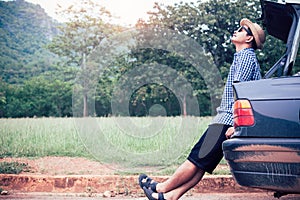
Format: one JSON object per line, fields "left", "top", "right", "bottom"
{"left": 0, "top": 162, "right": 30, "bottom": 174}
{"left": 2, "top": 77, "right": 72, "bottom": 117}
{"left": 0, "top": 0, "right": 59, "bottom": 84}
{"left": 47, "top": 0, "right": 115, "bottom": 68}
{"left": 109, "top": 48, "right": 213, "bottom": 116}
{"left": 0, "top": 0, "right": 75, "bottom": 117}
{"left": 46, "top": 0, "right": 119, "bottom": 117}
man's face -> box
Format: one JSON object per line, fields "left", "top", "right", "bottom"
{"left": 231, "top": 25, "right": 253, "bottom": 45}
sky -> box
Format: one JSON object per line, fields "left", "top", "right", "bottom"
{"left": 25, "top": 0, "right": 196, "bottom": 26}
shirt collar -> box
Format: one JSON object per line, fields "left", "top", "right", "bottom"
{"left": 234, "top": 48, "right": 254, "bottom": 56}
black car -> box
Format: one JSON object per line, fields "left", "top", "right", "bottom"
{"left": 222, "top": 0, "right": 300, "bottom": 198}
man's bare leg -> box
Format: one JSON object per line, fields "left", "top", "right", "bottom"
{"left": 156, "top": 160, "right": 204, "bottom": 193}
{"left": 163, "top": 168, "right": 204, "bottom": 200}
{"left": 148, "top": 160, "right": 205, "bottom": 200}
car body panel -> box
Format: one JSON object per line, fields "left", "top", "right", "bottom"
{"left": 232, "top": 77, "right": 300, "bottom": 100}
{"left": 223, "top": 138, "right": 300, "bottom": 193}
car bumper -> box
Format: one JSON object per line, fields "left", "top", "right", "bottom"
{"left": 222, "top": 138, "right": 300, "bottom": 193}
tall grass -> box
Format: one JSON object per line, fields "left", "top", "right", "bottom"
{"left": 0, "top": 118, "right": 89, "bottom": 158}
{"left": 0, "top": 117, "right": 212, "bottom": 167}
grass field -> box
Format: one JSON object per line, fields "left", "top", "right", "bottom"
{"left": 0, "top": 117, "right": 89, "bottom": 158}
{"left": 0, "top": 117, "right": 229, "bottom": 174}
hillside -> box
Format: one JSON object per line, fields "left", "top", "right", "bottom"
{"left": 0, "top": 0, "right": 59, "bottom": 84}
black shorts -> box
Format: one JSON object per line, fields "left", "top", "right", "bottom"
{"left": 187, "top": 124, "right": 231, "bottom": 174}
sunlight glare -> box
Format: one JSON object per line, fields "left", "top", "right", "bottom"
{"left": 25, "top": 0, "right": 194, "bottom": 26}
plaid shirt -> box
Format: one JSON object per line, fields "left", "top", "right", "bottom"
{"left": 211, "top": 48, "right": 261, "bottom": 126}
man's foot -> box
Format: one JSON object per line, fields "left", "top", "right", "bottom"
{"left": 143, "top": 186, "right": 165, "bottom": 200}
{"left": 138, "top": 174, "right": 158, "bottom": 192}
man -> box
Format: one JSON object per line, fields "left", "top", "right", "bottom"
{"left": 138, "top": 18, "right": 266, "bottom": 200}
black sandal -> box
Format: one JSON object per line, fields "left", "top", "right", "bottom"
{"left": 138, "top": 174, "right": 158, "bottom": 192}
{"left": 143, "top": 186, "right": 165, "bottom": 200}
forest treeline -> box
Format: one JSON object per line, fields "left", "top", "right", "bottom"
{"left": 0, "top": 0, "right": 290, "bottom": 118}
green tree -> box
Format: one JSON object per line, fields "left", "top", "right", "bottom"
{"left": 92, "top": 26, "right": 215, "bottom": 116}
{"left": 0, "top": 79, "right": 7, "bottom": 117}
{"left": 4, "top": 77, "right": 72, "bottom": 117}
{"left": 47, "top": 0, "right": 117, "bottom": 117}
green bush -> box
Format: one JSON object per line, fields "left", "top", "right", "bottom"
{"left": 0, "top": 162, "right": 30, "bottom": 174}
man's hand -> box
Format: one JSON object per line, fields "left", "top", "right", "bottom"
{"left": 225, "top": 127, "right": 235, "bottom": 139}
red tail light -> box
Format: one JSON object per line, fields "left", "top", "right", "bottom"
{"left": 233, "top": 100, "right": 254, "bottom": 127}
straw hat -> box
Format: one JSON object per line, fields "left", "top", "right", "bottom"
{"left": 240, "top": 18, "right": 266, "bottom": 49}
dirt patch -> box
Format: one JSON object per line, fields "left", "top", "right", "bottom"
{"left": 0, "top": 157, "right": 117, "bottom": 175}
{"left": 0, "top": 156, "right": 230, "bottom": 176}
